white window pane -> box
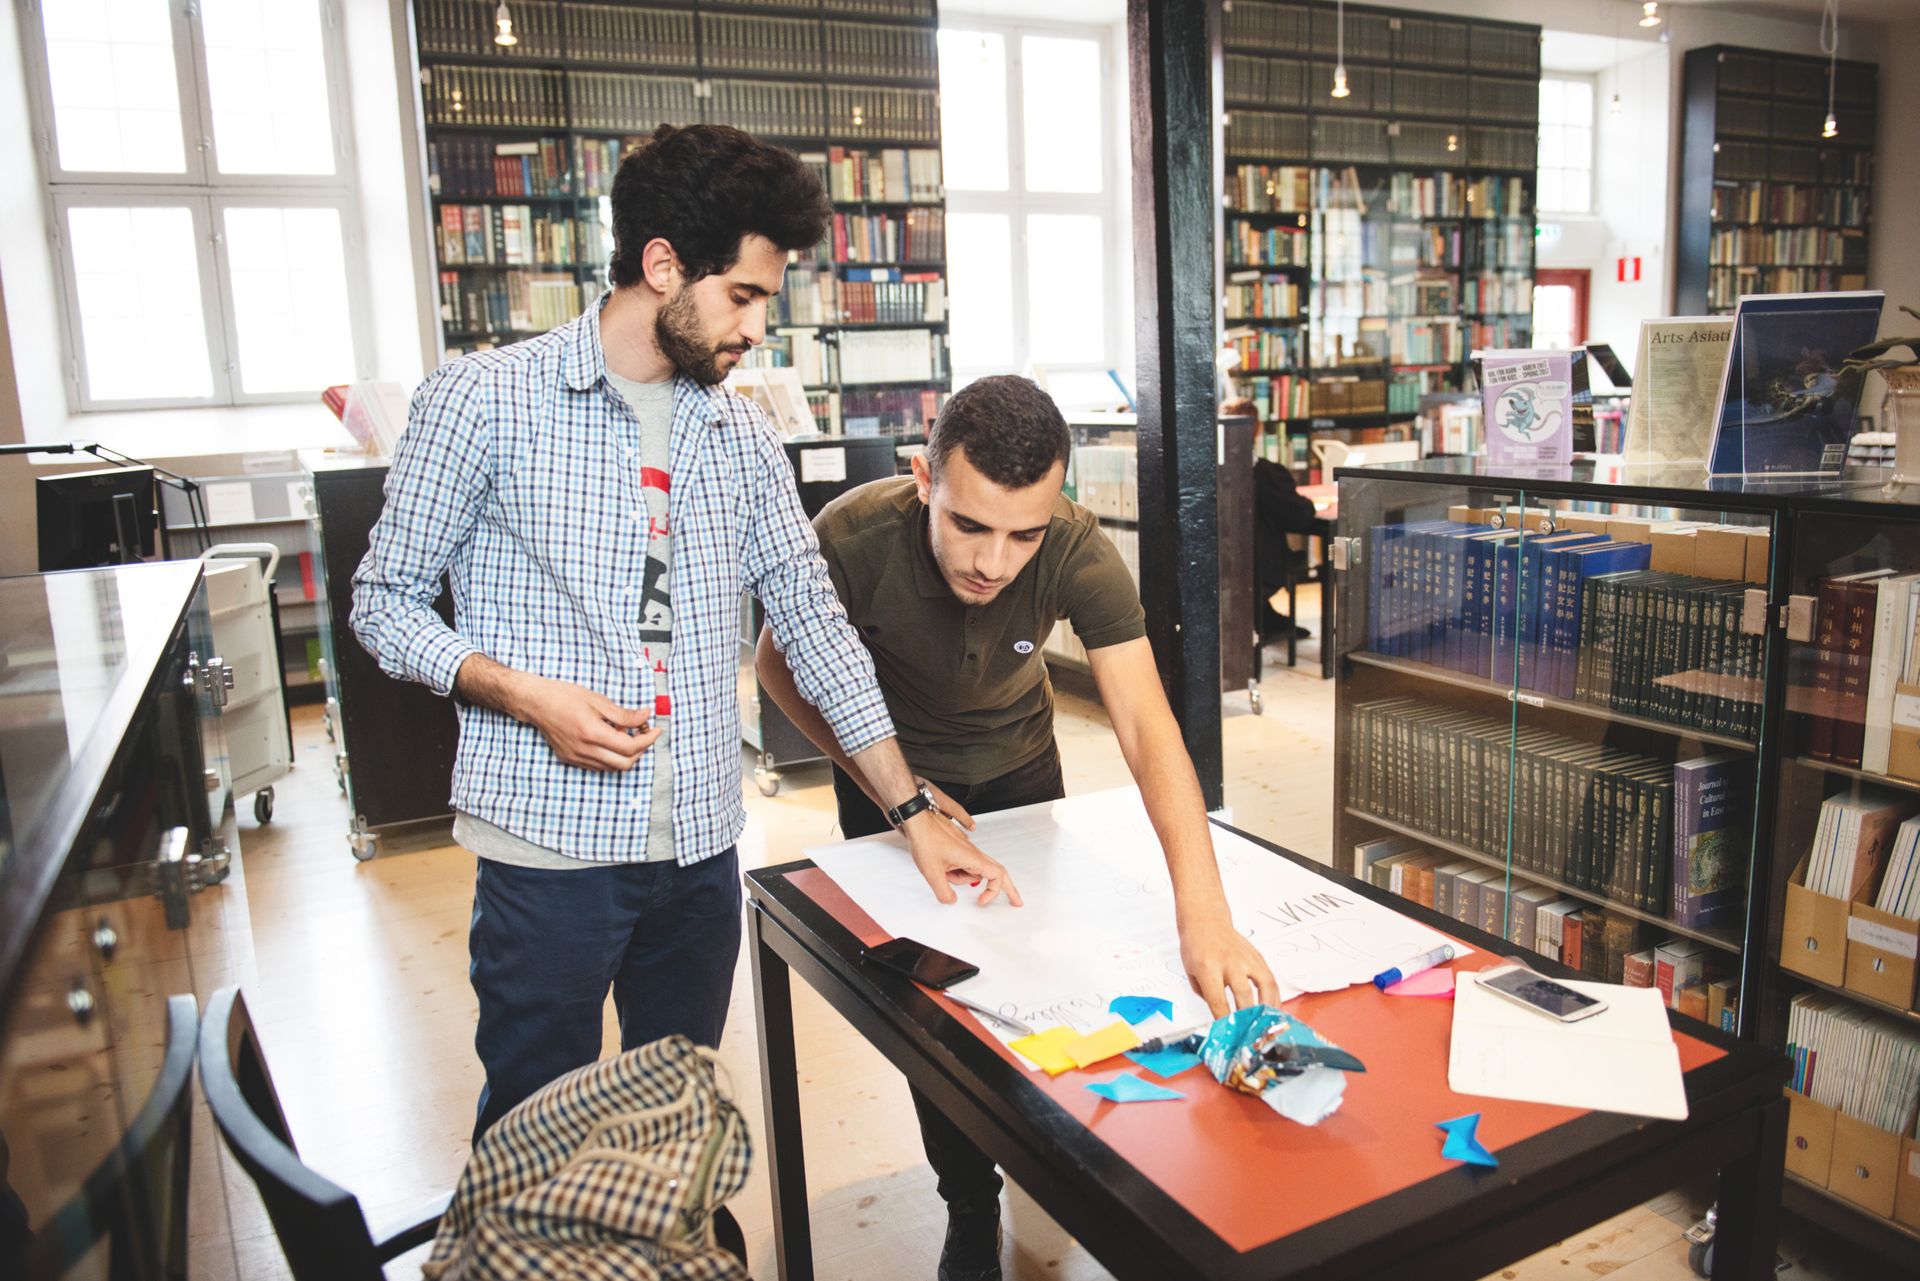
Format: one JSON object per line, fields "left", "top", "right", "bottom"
{"left": 1021, "top": 35, "right": 1102, "bottom": 194}
{"left": 1564, "top": 169, "right": 1592, "bottom": 213}
{"left": 42, "top": 0, "right": 185, "bottom": 173}
{"left": 1566, "top": 126, "right": 1592, "bottom": 170}
{"left": 1538, "top": 168, "right": 1564, "bottom": 212}
{"left": 947, "top": 212, "right": 1015, "bottom": 368}
{"left": 67, "top": 206, "right": 212, "bottom": 401}
{"left": 223, "top": 206, "right": 356, "bottom": 393}
{"left": 202, "top": 0, "right": 336, "bottom": 175}
{"left": 1537, "top": 79, "right": 1560, "bottom": 124}
{"left": 937, "top": 30, "right": 1009, "bottom": 191}
{"left": 1026, "top": 213, "right": 1104, "bottom": 365}
{"left": 1564, "top": 80, "right": 1593, "bottom": 126}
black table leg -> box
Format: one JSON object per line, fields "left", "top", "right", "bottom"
{"left": 1711, "top": 1094, "right": 1787, "bottom": 1280}
{"left": 750, "top": 903, "right": 814, "bottom": 1281}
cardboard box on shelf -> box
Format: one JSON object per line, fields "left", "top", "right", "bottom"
{"left": 1780, "top": 852, "right": 1860, "bottom": 987}
{"left": 1895, "top": 1136, "right": 1920, "bottom": 1232}
{"left": 1843, "top": 901, "right": 1920, "bottom": 1011}
{"left": 1694, "top": 526, "right": 1750, "bottom": 581}
{"left": 1784, "top": 1088, "right": 1838, "bottom": 1188}
{"left": 1829, "top": 1112, "right": 1903, "bottom": 1219}
{"left": 1650, "top": 527, "right": 1699, "bottom": 574}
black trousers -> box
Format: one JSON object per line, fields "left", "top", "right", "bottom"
{"left": 830, "top": 744, "right": 1066, "bottom": 1209}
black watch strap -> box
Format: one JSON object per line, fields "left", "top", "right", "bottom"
{"left": 885, "top": 785, "right": 935, "bottom": 829}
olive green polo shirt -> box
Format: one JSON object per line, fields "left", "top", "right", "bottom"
{"left": 811, "top": 475, "right": 1146, "bottom": 785}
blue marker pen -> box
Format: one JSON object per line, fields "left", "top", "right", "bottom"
{"left": 1373, "top": 944, "right": 1457, "bottom": 990}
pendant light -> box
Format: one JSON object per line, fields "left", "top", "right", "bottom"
{"left": 1330, "top": 0, "right": 1351, "bottom": 99}
{"left": 1820, "top": 1, "right": 1840, "bottom": 138}
{"left": 494, "top": 3, "right": 518, "bottom": 47}
{"left": 1639, "top": 2, "right": 1662, "bottom": 29}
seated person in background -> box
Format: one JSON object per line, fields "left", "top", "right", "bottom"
{"left": 1226, "top": 397, "right": 1319, "bottom": 641}
{"left": 755, "top": 374, "right": 1277, "bottom": 1281}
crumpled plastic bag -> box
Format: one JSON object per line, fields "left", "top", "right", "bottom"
{"left": 1196, "top": 1005, "right": 1365, "bottom": 1126}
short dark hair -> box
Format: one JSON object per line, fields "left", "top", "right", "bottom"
{"left": 926, "top": 376, "right": 1070, "bottom": 490}
{"left": 607, "top": 124, "right": 832, "bottom": 287}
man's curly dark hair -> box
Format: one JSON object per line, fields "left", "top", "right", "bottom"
{"left": 927, "top": 376, "right": 1070, "bottom": 490}
{"left": 608, "top": 124, "right": 831, "bottom": 286}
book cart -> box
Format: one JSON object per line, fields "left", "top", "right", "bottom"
{"left": 1330, "top": 458, "right": 1920, "bottom": 1270}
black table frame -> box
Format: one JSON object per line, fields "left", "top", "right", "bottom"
{"left": 747, "top": 823, "right": 1789, "bottom": 1281}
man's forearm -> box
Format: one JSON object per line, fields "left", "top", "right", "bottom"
{"left": 452, "top": 651, "right": 527, "bottom": 720}
{"left": 753, "top": 626, "right": 883, "bottom": 802}
{"left": 1129, "top": 727, "right": 1235, "bottom": 926}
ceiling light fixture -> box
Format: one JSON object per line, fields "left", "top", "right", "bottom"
{"left": 1639, "top": 2, "right": 1661, "bottom": 29}
{"left": 1331, "top": 0, "right": 1351, "bottom": 98}
{"left": 1820, "top": 1, "right": 1840, "bottom": 138}
{"left": 493, "top": 2, "right": 518, "bottom": 47}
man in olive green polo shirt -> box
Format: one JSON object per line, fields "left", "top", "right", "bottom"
{"left": 755, "top": 374, "right": 1275, "bottom": 1281}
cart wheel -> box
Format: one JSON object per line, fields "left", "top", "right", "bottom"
{"left": 754, "top": 767, "right": 781, "bottom": 797}
{"left": 349, "top": 831, "right": 378, "bottom": 862}
{"left": 323, "top": 710, "right": 335, "bottom": 742}
{"left": 1248, "top": 680, "right": 1264, "bottom": 716}
{"left": 1687, "top": 1240, "right": 1711, "bottom": 1278}
{"left": 253, "top": 787, "right": 275, "bottom": 825}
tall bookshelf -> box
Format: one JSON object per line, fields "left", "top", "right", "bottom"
{"left": 1676, "top": 44, "right": 1878, "bottom": 317}
{"left": 1220, "top": 0, "right": 1539, "bottom": 477}
{"left": 411, "top": 0, "right": 951, "bottom": 437}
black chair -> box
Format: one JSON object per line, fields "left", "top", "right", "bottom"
{"left": 197, "top": 987, "right": 449, "bottom": 1281}
{"left": 22, "top": 993, "right": 197, "bottom": 1281}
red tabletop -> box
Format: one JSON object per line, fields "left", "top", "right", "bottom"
{"left": 788, "top": 865, "right": 1726, "bottom": 1254}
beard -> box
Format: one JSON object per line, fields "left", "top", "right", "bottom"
{"left": 655, "top": 286, "right": 745, "bottom": 386}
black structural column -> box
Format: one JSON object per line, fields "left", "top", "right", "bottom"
{"left": 1129, "top": 0, "right": 1223, "bottom": 809}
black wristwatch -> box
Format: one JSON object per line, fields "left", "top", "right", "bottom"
{"left": 885, "top": 784, "right": 937, "bottom": 830}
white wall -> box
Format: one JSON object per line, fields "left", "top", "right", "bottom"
{"left": 1590, "top": 46, "right": 1672, "bottom": 363}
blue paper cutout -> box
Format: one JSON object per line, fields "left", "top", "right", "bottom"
{"left": 1085, "top": 1072, "right": 1186, "bottom": 1103}
{"left": 1435, "top": 1112, "right": 1498, "bottom": 1167}
{"left": 1108, "top": 995, "right": 1175, "bottom": 1025}
{"left": 1125, "top": 1046, "right": 1204, "bottom": 1079}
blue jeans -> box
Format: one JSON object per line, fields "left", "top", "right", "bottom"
{"left": 468, "top": 849, "right": 742, "bottom": 1139}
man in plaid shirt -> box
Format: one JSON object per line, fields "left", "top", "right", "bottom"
{"left": 353, "top": 125, "right": 1013, "bottom": 1142}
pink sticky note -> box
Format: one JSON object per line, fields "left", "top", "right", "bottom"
{"left": 1385, "top": 968, "right": 1456, "bottom": 998}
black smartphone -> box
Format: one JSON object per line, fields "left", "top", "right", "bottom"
{"left": 864, "top": 937, "right": 979, "bottom": 989}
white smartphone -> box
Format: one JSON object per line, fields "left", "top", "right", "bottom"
{"left": 1477, "top": 964, "right": 1609, "bottom": 1023}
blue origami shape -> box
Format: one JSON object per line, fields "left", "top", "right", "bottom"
{"left": 1435, "top": 1112, "right": 1498, "bottom": 1167}
{"left": 1086, "top": 1072, "right": 1186, "bottom": 1103}
{"left": 1108, "top": 995, "right": 1175, "bottom": 1025}
{"left": 1125, "top": 1046, "right": 1204, "bottom": 1080}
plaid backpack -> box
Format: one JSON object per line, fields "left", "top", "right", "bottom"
{"left": 424, "top": 1035, "right": 753, "bottom": 1280}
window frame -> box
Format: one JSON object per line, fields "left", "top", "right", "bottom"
{"left": 17, "top": 0, "right": 373, "bottom": 412}
{"left": 940, "top": 18, "right": 1124, "bottom": 391}
{"left": 1536, "top": 73, "right": 1596, "bottom": 217}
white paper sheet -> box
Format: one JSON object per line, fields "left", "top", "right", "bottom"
{"left": 805, "top": 788, "right": 1469, "bottom": 1039}
{"left": 1448, "top": 971, "right": 1689, "bottom": 1120}
{"left": 204, "top": 481, "right": 256, "bottom": 526}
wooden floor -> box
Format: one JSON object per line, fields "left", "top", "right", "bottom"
{"left": 194, "top": 606, "right": 1880, "bottom": 1280}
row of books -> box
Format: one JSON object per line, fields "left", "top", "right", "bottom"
{"left": 1707, "top": 265, "right": 1865, "bottom": 309}
{"left": 823, "top": 20, "right": 938, "bottom": 82}
{"left": 831, "top": 209, "right": 942, "bottom": 263}
{"left": 416, "top": 0, "right": 576, "bottom": 62}
{"left": 569, "top": 70, "right": 699, "bottom": 133}
{"left": 836, "top": 273, "right": 944, "bottom": 325}
{"left": 428, "top": 136, "right": 571, "bottom": 199}
{"left": 1224, "top": 4, "right": 1537, "bottom": 77}
{"left": 1385, "top": 273, "right": 1455, "bottom": 318}
{"left": 1715, "top": 51, "right": 1875, "bottom": 107}
{"left": 1787, "top": 993, "right": 1920, "bottom": 1139}
{"left": 1416, "top": 397, "right": 1480, "bottom": 456}
{"left": 1708, "top": 227, "right": 1866, "bottom": 268}
{"left": 753, "top": 326, "right": 946, "bottom": 388}
{"left": 1227, "top": 221, "right": 1311, "bottom": 268}
{"left": 1469, "top": 317, "right": 1531, "bottom": 350}
{"left": 828, "top": 86, "right": 939, "bottom": 144}
{"left": 424, "top": 65, "right": 568, "bottom": 128}
{"left": 1224, "top": 111, "right": 1312, "bottom": 161}
{"left": 1810, "top": 571, "right": 1920, "bottom": 773}
{"left": 1310, "top": 321, "right": 1388, "bottom": 369}
{"left": 1462, "top": 271, "right": 1531, "bottom": 315}
{"left": 821, "top": 147, "right": 942, "bottom": 204}
{"left": 1390, "top": 223, "right": 1460, "bottom": 270}
{"left": 437, "top": 204, "right": 604, "bottom": 267}
{"left": 1349, "top": 699, "right": 1749, "bottom": 924}
{"left": 1231, "top": 373, "right": 1312, "bottom": 422}
{"left": 1224, "top": 327, "right": 1306, "bottom": 372}
{"left": 1312, "top": 274, "right": 1389, "bottom": 323}
{"left": 1715, "top": 142, "right": 1866, "bottom": 187}
{"left": 837, "top": 386, "right": 944, "bottom": 437}
{"left": 1386, "top": 317, "right": 1462, "bottom": 366}
{"left": 1387, "top": 367, "right": 1459, "bottom": 415}
{"left": 575, "top": 136, "right": 638, "bottom": 197}
{"left": 437, "top": 270, "right": 589, "bottom": 338}
{"left": 1361, "top": 840, "right": 1734, "bottom": 1019}
{"left": 1469, "top": 219, "right": 1532, "bottom": 269}
{"left": 1389, "top": 172, "right": 1468, "bottom": 219}
{"left": 1223, "top": 272, "right": 1303, "bottom": 322}
{"left": 1805, "top": 792, "right": 1914, "bottom": 902}
{"left": 1712, "top": 181, "right": 1871, "bottom": 229}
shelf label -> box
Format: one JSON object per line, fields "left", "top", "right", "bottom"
{"left": 1511, "top": 692, "right": 1544, "bottom": 708}
{"left": 1847, "top": 916, "right": 1920, "bottom": 959}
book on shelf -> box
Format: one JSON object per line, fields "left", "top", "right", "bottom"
{"left": 824, "top": 20, "right": 939, "bottom": 82}
{"left": 1224, "top": 271, "right": 1302, "bottom": 322}
{"left": 1654, "top": 939, "right": 1706, "bottom": 1006}
{"left": 437, "top": 204, "right": 602, "bottom": 268}
{"left": 825, "top": 146, "right": 943, "bottom": 204}
{"left": 439, "top": 270, "right": 590, "bottom": 340}
{"left": 1876, "top": 817, "right": 1920, "bottom": 922}
{"left": 1786, "top": 992, "right": 1920, "bottom": 1139}
{"left": 1805, "top": 790, "right": 1914, "bottom": 901}
{"left": 1809, "top": 568, "right": 1896, "bottom": 765}
{"left": 1705, "top": 291, "right": 1885, "bottom": 476}
{"left": 1859, "top": 573, "right": 1920, "bottom": 774}
{"left": 832, "top": 209, "right": 944, "bottom": 263}
{"left": 1672, "top": 754, "right": 1751, "bottom": 930}
{"left": 428, "top": 135, "right": 571, "bottom": 199}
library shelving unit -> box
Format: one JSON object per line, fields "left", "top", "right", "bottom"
{"left": 1676, "top": 44, "right": 1878, "bottom": 317}
{"left": 1219, "top": 0, "right": 1539, "bottom": 479}
{"left": 410, "top": 0, "right": 951, "bottom": 437}
{"left": 1328, "top": 459, "right": 1920, "bottom": 1266}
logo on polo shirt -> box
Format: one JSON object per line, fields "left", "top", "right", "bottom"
{"left": 1014, "top": 640, "right": 1035, "bottom": 654}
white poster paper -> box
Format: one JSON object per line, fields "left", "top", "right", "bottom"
{"left": 204, "top": 481, "right": 256, "bottom": 527}
{"left": 800, "top": 446, "right": 847, "bottom": 484}
{"left": 806, "top": 789, "right": 1469, "bottom": 1038}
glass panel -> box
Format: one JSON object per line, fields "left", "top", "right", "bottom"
{"left": 68, "top": 205, "right": 214, "bottom": 401}
{"left": 223, "top": 205, "right": 356, "bottom": 394}
{"left": 1021, "top": 35, "right": 1102, "bottom": 194}
{"left": 946, "top": 212, "right": 1014, "bottom": 368}
{"left": 1532, "top": 284, "right": 1575, "bottom": 351}
{"left": 41, "top": 0, "right": 186, "bottom": 173}
{"left": 201, "top": 0, "right": 336, "bottom": 175}
{"left": 936, "top": 29, "right": 1008, "bottom": 191}
{"left": 1025, "top": 213, "right": 1104, "bottom": 365}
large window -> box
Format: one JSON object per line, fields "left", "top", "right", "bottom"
{"left": 1536, "top": 76, "right": 1595, "bottom": 215}
{"left": 937, "top": 23, "right": 1123, "bottom": 401}
{"left": 18, "top": 0, "right": 369, "bottom": 410}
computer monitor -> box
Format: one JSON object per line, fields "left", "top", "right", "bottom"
{"left": 37, "top": 466, "right": 162, "bottom": 571}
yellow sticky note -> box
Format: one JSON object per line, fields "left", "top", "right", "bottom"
{"left": 1010, "top": 1026, "right": 1080, "bottom": 1076}
{"left": 1062, "top": 1020, "right": 1143, "bottom": 1069}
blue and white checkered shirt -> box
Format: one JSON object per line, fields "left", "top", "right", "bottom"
{"left": 351, "top": 295, "right": 896, "bottom": 865}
